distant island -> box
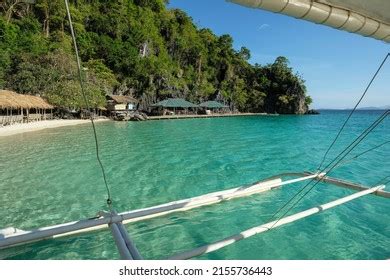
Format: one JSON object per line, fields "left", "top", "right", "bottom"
{"left": 356, "top": 106, "right": 390, "bottom": 110}
{"left": 318, "top": 106, "right": 389, "bottom": 110}
{"left": 0, "top": 0, "right": 312, "bottom": 115}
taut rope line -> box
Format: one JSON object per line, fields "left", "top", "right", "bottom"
{"left": 64, "top": 0, "right": 113, "bottom": 209}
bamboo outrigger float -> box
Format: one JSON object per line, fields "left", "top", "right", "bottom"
{"left": 168, "top": 185, "right": 386, "bottom": 260}
{"left": 1, "top": 172, "right": 389, "bottom": 259}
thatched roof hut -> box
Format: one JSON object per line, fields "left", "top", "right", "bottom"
{"left": 107, "top": 95, "right": 138, "bottom": 104}
{"left": 0, "top": 90, "right": 54, "bottom": 109}
{"left": 106, "top": 95, "right": 138, "bottom": 112}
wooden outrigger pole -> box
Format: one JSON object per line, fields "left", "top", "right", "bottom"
{"left": 0, "top": 173, "right": 318, "bottom": 250}
{"left": 168, "top": 185, "right": 385, "bottom": 260}
{"left": 0, "top": 172, "right": 389, "bottom": 260}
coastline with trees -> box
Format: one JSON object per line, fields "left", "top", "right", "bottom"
{"left": 1, "top": 0, "right": 313, "bottom": 116}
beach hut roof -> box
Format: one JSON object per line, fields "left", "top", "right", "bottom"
{"left": 199, "top": 101, "right": 229, "bottom": 109}
{"left": 0, "top": 90, "right": 54, "bottom": 109}
{"left": 151, "top": 98, "right": 198, "bottom": 108}
{"left": 107, "top": 95, "right": 137, "bottom": 104}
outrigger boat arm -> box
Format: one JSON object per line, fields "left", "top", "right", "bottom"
{"left": 1, "top": 172, "right": 389, "bottom": 259}
{"left": 228, "top": 0, "right": 390, "bottom": 43}
{"left": 168, "top": 184, "right": 385, "bottom": 260}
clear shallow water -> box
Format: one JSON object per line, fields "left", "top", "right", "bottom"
{"left": 0, "top": 111, "right": 389, "bottom": 260}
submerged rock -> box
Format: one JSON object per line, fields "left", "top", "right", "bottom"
{"left": 130, "top": 113, "right": 147, "bottom": 121}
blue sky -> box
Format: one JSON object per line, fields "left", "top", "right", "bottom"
{"left": 169, "top": 0, "right": 390, "bottom": 109}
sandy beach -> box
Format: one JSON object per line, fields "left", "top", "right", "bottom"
{"left": 0, "top": 119, "right": 110, "bottom": 137}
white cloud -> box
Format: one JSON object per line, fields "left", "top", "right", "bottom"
{"left": 258, "top": 24, "right": 270, "bottom": 30}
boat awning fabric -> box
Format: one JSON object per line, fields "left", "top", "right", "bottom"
{"left": 151, "top": 98, "right": 198, "bottom": 108}
{"left": 228, "top": 0, "right": 390, "bottom": 43}
{"left": 199, "top": 101, "right": 229, "bottom": 108}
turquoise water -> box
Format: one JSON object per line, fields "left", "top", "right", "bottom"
{"left": 0, "top": 111, "right": 389, "bottom": 260}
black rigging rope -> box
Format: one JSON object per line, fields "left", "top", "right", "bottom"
{"left": 317, "top": 53, "right": 390, "bottom": 171}
{"left": 321, "top": 110, "right": 389, "bottom": 173}
{"left": 265, "top": 51, "right": 390, "bottom": 227}
{"left": 64, "top": 0, "right": 388, "bottom": 222}
{"left": 267, "top": 124, "right": 390, "bottom": 223}
{"left": 374, "top": 175, "right": 390, "bottom": 186}
{"left": 64, "top": 0, "right": 113, "bottom": 209}
{"left": 268, "top": 109, "right": 389, "bottom": 229}
{"left": 333, "top": 139, "right": 390, "bottom": 169}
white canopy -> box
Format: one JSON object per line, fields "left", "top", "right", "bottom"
{"left": 228, "top": 0, "right": 390, "bottom": 43}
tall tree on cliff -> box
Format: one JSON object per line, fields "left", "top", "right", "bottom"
{"left": 0, "top": 0, "right": 312, "bottom": 113}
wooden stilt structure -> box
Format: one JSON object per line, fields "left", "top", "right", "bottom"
{"left": 0, "top": 90, "right": 54, "bottom": 125}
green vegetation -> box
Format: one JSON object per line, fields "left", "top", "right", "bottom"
{"left": 0, "top": 0, "right": 312, "bottom": 113}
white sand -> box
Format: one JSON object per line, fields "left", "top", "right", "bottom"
{"left": 0, "top": 119, "right": 110, "bottom": 137}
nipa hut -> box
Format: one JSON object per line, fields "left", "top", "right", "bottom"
{"left": 0, "top": 90, "right": 54, "bottom": 126}
{"left": 106, "top": 95, "right": 138, "bottom": 112}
